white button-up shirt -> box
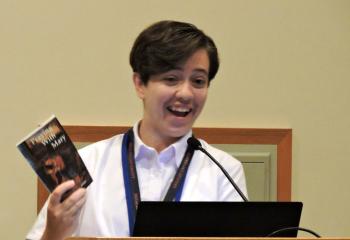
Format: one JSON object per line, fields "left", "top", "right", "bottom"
{"left": 26, "top": 124, "right": 247, "bottom": 239}
{"left": 135, "top": 126, "right": 189, "bottom": 201}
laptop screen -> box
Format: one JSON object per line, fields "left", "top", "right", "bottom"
{"left": 133, "top": 201, "right": 303, "bottom": 237}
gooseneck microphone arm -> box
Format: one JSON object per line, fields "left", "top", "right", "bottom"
{"left": 187, "top": 137, "right": 249, "bottom": 202}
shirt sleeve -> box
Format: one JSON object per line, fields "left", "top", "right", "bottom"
{"left": 25, "top": 199, "right": 48, "bottom": 240}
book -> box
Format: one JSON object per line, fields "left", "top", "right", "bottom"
{"left": 17, "top": 116, "right": 93, "bottom": 200}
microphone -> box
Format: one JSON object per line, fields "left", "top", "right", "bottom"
{"left": 187, "top": 137, "right": 248, "bottom": 202}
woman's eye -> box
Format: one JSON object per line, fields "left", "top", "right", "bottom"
{"left": 163, "top": 76, "right": 178, "bottom": 84}
{"left": 193, "top": 79, "right": 207, "bottom": 88}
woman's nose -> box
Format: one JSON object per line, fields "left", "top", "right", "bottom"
{"left": 176, "top": 81, "right": 194, "bottom": 102}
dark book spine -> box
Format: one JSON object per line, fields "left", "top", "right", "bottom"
{"left": 17, "top": 141, "right": 54, "bottom": 192}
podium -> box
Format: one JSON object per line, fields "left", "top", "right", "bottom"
{"left": 66, "top": 237, "right": 350, "bottom": 240}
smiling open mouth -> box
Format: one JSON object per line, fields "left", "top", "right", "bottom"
{"left": 167, "top": 106, "right": 192, "bottom": 117}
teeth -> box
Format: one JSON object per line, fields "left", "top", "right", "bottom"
{"left": 167, "top": 106, "right": 192, "bottom": 117}
{"left": 169, "top": 107, "right": 190, "bottom": 113}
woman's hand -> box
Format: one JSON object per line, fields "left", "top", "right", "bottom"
{"left": 41, "top": 180, "right": 87, "bottom": 240}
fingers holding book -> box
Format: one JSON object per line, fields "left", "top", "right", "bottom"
{"left": 42, "top": 180, "right": 87, "bottom": 240}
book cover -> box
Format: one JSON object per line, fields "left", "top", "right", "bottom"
{"left": 17, "top": 116, "right": 93, "bottom": 200}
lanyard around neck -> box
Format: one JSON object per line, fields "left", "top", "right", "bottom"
{"left": 121, "top": 128, "right": 195, "bottom": 233}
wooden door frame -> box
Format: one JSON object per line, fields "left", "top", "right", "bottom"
{"left": 37, "top": 126, "right": 292, "bottom": 212}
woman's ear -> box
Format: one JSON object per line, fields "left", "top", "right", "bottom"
{"left": 133, "top": 73, "right": 146, "bottom": 99}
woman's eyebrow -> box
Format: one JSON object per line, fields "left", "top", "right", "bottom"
{"left": 193, "top": 68, "right": 209, "bottom": 76}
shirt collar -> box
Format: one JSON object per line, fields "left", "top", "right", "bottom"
{"left": 172, "top": 131, "right": 192, "bottom": 167}
{"left": 132, "top": 122, "right": 143, "bottom": 158}
{"left": 132, "top": 122, "right": 192, "bottom": 167}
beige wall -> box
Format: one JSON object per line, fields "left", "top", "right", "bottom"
{"left": 1, "top": 0, "right": 349, "bottom": 238}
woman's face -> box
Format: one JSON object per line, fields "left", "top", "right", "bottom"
{"left": 134, "top": 49, "right": 210, "bottom": 145}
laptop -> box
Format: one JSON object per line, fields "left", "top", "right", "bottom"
{"left": 132, "top": 201, "right": 303, "bottom": 237}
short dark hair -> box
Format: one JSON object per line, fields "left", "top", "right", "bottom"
{"left": 130, "top": 20, "right": 219, "bottom": 85}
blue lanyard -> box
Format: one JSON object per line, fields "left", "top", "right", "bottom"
{"left": 121, "top": 129, "right": 194, "bottom": 233}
